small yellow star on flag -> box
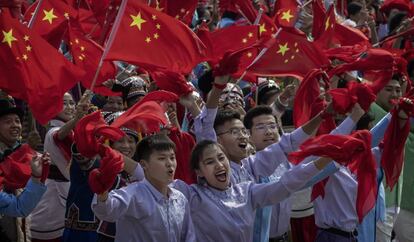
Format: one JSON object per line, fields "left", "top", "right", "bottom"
{"left": 2, "top": 29, "right": 17, "bottom": 48}
{"left": 130, "top": 12, "right": 147, "bottom": 30}
{"left": 259, "top": 24, "right": 267, "bottom": 35}
{"left": 23, "top": 35, "right": 29, "bottom": 41}
{"left": 43, "top": 9, "right": 58, "bottom": 24}
{"left": 145, "top": 37, "right": 151, "bottom": 43}
{"left": 26, "top": 45, "right": 32, "bottom": 51}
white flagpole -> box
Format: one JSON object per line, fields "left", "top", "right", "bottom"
{"left": 89, "top": 0, "right": 129, "bottom": 92}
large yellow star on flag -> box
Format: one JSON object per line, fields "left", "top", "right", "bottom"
{"left": 130, "top": 12, "right": 147, "bottom": 30}
{"left": 42, "top": 8, "right": 58, "bottom": 24}
{"left": 280, "top": 10, "right": 294, "bottom": 22}
{"left": 2, "top": 29, "right": 17, "bottom": 48}
{"left": 277, "top": 43, "right": 290, "bottom": 56}
{"left": 259, "top": 24, "right": 267, "bottom": 35}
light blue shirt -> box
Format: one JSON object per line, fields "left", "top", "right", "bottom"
{"left": 92, "top": 180, "right": 195, "bottom": 242}
{"left": 0, "top": 178, "right": 46, "bottom": 217}
{"left": 173, "top": 162, "right": 320, "bottom": 242}
{"left": 313, "top": 113, "right": 391, "bottom": 233}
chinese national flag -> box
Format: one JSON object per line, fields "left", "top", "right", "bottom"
{"left": 163, "top": 0, "right": 197, "bottom": 25}
{"left": 313, "top": 4, "right": 369, "bottom": 49}
{"left": 0, "top": 12, "right": 85, "bottom": 124}
{"left": 24, "top": 0, "right": 77, "bottom": 48}
{"left": 274, "top": 0, "right": 299, "bottom": 28}
{"left": 334, "top": 23, "right": 370, "bottom": 47}
{"left": 312, "top": 0, "right": 326, "bottom": 38}
{"left": 233, "top": 0, "right": 278, "bottom": 37}
{"left": 67, "top": 24, "right": 117, "bottom": 96}
{"left": 201, "top": 25, "right": 259, "bottom": 63}
{"left": 248, "top": 29, "right": 330, "bottom": 80}
{"left": 105, "top": 0, "right": 207, "bottom": 74}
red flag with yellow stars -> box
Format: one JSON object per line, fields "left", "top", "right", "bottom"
{"left": 24, "top": 0, "right": 77, "bottom": 48}
{"left": 313, "top": 5, "right": 369, "bottom": 49}
{"left": 105, "top": 0, "right": 207, "bottom": 74}
{"left": 67, "top": 24, "right": 117, "bottom": 96}
{"left": 248, "top": 29, "right": 330, "bottom": 80}
{"left": 311, "top": 0, "right": 327, "bottom": 39}
{"left": 313, "top": 5, "right": 336, "bottom": 48}
{"left": 233, "top": 0, "right": 278, "bottom": 37}
{"left": 274, "top": 0, "right": 299, "bottom": 28}
{"left": 0, "top": 12, "right": 85, "bottom": 124}
{"left": 202, "top": 25, "right": 259, "bottom": 63}
{"left": 165, "top": 0, "right": 197, "bottom": 25}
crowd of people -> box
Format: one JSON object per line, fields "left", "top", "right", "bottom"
{"left": 1, "top": 0, "right": 414, "bottom": 242}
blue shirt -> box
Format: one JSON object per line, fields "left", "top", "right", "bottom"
{"left": 0, "top": 178, "right": 46, "bottom": 217}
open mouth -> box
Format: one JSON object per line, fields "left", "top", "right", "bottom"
{"left": 263, "top": 138, "right": 275, "bottom": 142}
{"left": 215, "top": 170, "right": 227, "bottom": 182}
{"left": 238, "top": 142, "right": 247, "bottom": 150}
{"left": 10, "top": 130, "right": 20, "bottom": 136}
{"left": 119, "top": 150, "right": 131, "bottom": 157}
{"left": 167, "top": 169, "right": 174, "bottom": 177}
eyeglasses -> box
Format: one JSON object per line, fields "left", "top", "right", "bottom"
{"left": 253, "top": 123, "right": 278, "bottom": 133}
{"left": 217, "top": 128, "right": 250, "bottom": 137}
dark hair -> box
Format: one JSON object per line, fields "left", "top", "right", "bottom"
{"left": 136, "top": 134, "right": 176, "bottom": 162}
{"left": 391, "top": 73, "right": 403, "bottom": 82}
{"left": 243, "top": 105, "right": 275, "bottom": 129}
{"left": 347, "top": 2, "right": 363, "bottom": 17}
{"left": 222, "top": 11, "right": 238, "bottom": 20}
{"left": 408, "top": 59, "right": 414, "bottom": 78}
{"left": 214, "top": 109, "right": 241, "bottom": 131}
{"left": 197, "top": 70, "right": 214, "bottom": 96}
{"left": 388, "top": 11, "right": 407, "bottom": 34}
{"left": 190, "top": 140, "right": 223, "bottom": 170}
{"left": 356, "top": 112, "right": 375, "bottom": 130}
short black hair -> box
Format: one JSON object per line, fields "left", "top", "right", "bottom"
{"left": 388, "top": 11, "right": 407, "bottom": 34}
{"left": 214, "top": 109, "right": 241, "bottom": 131}
{"left": 243, "top": 105, "right": 274, "bottom": 129}
{"left": 190, "top": 140, "right": 222, "bottom": 171}
{"left": 407, "top": 59, "right": 414, "bottom": 78}
{"left": 356, "top": 112, "right": 375, "bottom": 130}
{"left": 391, "top": 73, "right": 403, "bottom": 82}
{"left": 197, "top": 70, "right": 214, "bottom": 96}
{"left": 136, "top": 134, "right": 176, "bottom": 162}
{"left": 347, "top": 2, "right": 363, "bottom": 17}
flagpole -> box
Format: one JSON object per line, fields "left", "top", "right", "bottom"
{"left": 235, "top": 28, "right": 282, "bottom": 84}
{"left": 27, "top": 0, "right": 44, "bottom": 29}
{"left": 253, "top": 8, "right": 263, "bottom": 25}
{"left": 300, "top": 0, "right": 312, "bottom": 9}
{"left": 89, "top": 0, "right": 129, "bottom": 92}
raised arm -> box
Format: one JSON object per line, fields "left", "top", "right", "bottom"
{"left": 251, "top": 157, "right": 331, "bottom": 208}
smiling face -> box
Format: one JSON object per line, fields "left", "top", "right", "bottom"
{"left": 249, "top": 114, "right": 280, "bottom": 151}
{"left": 216, "top": 119, "right": 249, "bottom": 163}
{"left": 111, "top": 134, "right": 137, "bottom": 158}
{"left": 141, "top": 148, "right": 177, "bottom": 188}
{"left": 103, "top": 96, "right": 124, "bottom": 112}
{"left": 56, "top": 93, "right": 75, "bottom": 122}
{"left": 0, "top": 113, "right": 22, "bottom": 147}
{"left": 376, "top": 79, "right": 402, "bottom": 112}
{"left": 196, "top": 144, "right": 230, "bottom": 190}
